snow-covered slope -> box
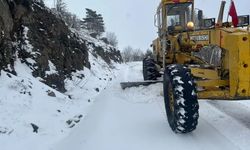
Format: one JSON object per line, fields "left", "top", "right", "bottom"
{"left": 0, "top": 45, "right": 118, "bottom": 150}
{"left": 0, "top": 1, "right": 123, "bottom": 149}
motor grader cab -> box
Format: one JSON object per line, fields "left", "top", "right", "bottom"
{"left": 121, "top": 0, "right": 250, "bottom": 134}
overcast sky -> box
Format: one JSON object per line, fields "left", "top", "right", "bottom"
{"left": 45, "top": 0, "right": 250, "bottom": 51}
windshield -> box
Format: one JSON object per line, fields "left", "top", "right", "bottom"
{"left": 166, "top": 3, "right": 193, "bottom": 29}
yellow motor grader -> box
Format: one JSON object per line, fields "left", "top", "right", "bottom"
{"left": 121, "top": 0, "right": 250, "bottom": 133}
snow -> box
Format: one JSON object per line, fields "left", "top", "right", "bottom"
{"left": 0, "top": 46, "right": 116, "bottom": 150}
{"left": 50, "top": 62, "right": 250, "bottom": 150}
{"left": 177, "top": 97, "right": 185, "bottom": 106}
{"left": 175, "top": 85, "right": 184, "bottom": 92}
{"left": 173, "top": 76, "right": 184, "bottom": 84}
{"left": 192, "top": 90, "right": 197, "bottom": 96}
{"left": 1, "top": 60, "right": 250, "bottom": 150}
{"left": 171, "top": 69, "right": 178, "bottom": 75}
{"left": 25, "top": 58, "right": 36, "bottom": 65}
{"left": 70, "top": 28, "right": 115, "bottom": 52}
{"left": 178, "top": 108, "right": 186, "bottom": 116}
{"left": 45, "top": 60, "right": 58, "bottom": 76}
{"left": 22, "top": 26, "right": 34, "bottom": 53}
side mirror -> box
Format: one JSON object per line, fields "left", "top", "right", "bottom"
{"left": 198, "top": 10, "right": 203, "bottom": 20}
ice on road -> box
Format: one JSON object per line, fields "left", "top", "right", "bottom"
{"left": 53, "top": 62, "right": 250, "bottom": 150}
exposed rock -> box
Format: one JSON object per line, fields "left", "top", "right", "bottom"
{"left": 0, "top": 0, "right": 89, "bottom": 92}
{"left": 66, "top": 114, "right": 84, "bottom": 128}
{"left": 47, "top": 90, "right": 56, "bottom": 97}
{"left": 93, "top": 46, "right": 122, "bottom": 64}
{"left": 0, "top": 0, "right": 122, "bottom": 92}
{"left": 95, "top": 88, "right": 100, "bottom": 92}
{"left": 0, "top": 0, "right": 15, "bottom": 74}
{"left": 30, "top": 123, "right": 39, "bottom": 133}
{"left": 0, "top": 127, "right": 14, "bottom": 135}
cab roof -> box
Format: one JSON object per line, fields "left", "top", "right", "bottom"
{"left": 161, "top": 0, "right": 193, "bottom": 4}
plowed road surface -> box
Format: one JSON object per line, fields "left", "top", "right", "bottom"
{"left": 53, "top": 62, "right": 250, "bottom": 150}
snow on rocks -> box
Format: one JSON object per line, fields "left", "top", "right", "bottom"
{"left": 45, "top": 60, "right": 58, "bottom": 76}
{"left": 66, "top": 114, "right": 84, "bottom": 128}
{"left": 0, "top": 127, "right": 14, "bottom": 135}
{"left": 21, "top": 26, "right": 34, "bottom": 53}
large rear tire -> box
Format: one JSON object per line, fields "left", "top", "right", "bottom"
{"left": 143, "top": 58, "right": 160, "bottom": 80}
{"left": 163, "top": 64, "right": 199, "bottom": 133}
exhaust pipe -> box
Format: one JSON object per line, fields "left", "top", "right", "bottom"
{"left": 217, "top": 1, "right": 226, "bottom": 25}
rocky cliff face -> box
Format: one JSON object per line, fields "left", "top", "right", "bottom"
{"left": 0, "top": 0, "right": 15, "bottom": 73}
{"left": 0, "top": 0, "right": 122, "bottom": 92}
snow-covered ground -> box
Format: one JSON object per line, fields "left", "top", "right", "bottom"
{"left": 52, "top": 62, "right": 250, "bottom": 150}
{"left": 1, "top": 61, "right": 250, "bottom": 150}
{"left": 0, "top": 49, "right": 116, "bottom": 150}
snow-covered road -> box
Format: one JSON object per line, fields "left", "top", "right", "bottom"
{"left": 52, "top": 62, "right": 250, "bottom": 150}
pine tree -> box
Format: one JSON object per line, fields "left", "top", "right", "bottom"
{"left": 96, "top": 14, "right": 105, "bottom": 36}
{"left": 81, "top": 8, "right": 105, "bottom": 37}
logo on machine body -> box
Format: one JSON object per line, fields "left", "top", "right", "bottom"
{"left": 190, "top": 34, "right": 209, "bottom": 41}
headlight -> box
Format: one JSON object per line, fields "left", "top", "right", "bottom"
{"left": 187, "top": 21, "right": 194, "bottom": 30}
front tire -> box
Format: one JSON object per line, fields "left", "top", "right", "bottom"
{"left": 163, "top": 64, "right": 199, "bottom": 133}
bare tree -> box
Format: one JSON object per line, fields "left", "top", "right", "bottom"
{"left": 132, "top": 49, "right": 144, "bottom": 61}
{"left": 122, "top": 46, "right": 133, "bottom": 62}
{"left": 55, "top": 0, "right": 67, "bottom": 14}
{"left": 62, "top": 12, "right": 81, "bottom": 29}
{"left": 106, "top": 32, "right": 118, "bottom": 47}
{"left": 122, "top": 46, "right": 145, "bottom": 62}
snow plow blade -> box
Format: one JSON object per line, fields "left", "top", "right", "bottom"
{"left": 120, "top": 80, "right": 163, "bottom": 89}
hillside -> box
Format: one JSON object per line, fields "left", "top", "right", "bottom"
{"left": 0, "top": 1, "right": 122, "bottom": 149}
